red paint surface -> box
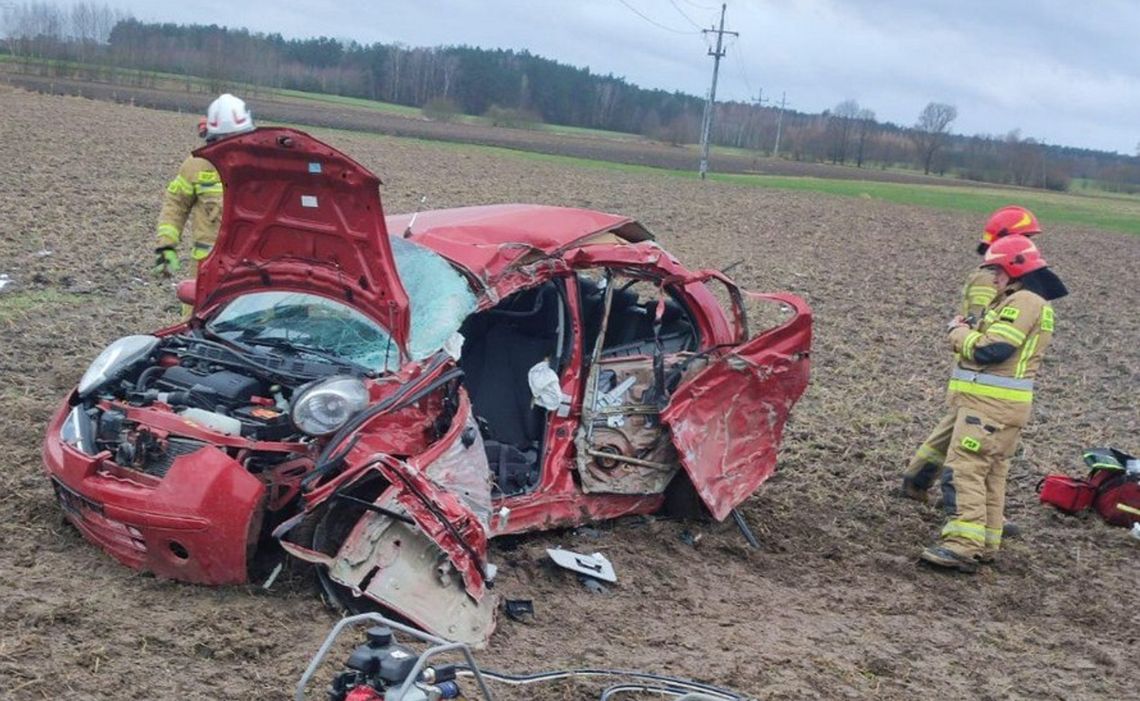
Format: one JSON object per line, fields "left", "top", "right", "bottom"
{"left": 43, "top": 408, "right": 264, "bottom": 584}
{"left": 192, "top": 128, "right": 411, "bottom": 349}
{"left": 663, "top": 292, "right": 812, "bottom": 521}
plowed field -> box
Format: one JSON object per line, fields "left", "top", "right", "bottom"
{"left": 1, "top": 87, "right": 1136, "bottom": 700}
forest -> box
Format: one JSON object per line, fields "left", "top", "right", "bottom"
{"left": 3, "top": 1, "right": 1139, "bottom": 192}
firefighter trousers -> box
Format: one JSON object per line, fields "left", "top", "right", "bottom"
{"left": 903, "top": 411, "right": 956, "bottom": 506}
{"left": 937, "top": 407, "right": 1020, "bottom": 559}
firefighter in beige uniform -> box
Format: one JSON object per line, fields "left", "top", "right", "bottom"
{"left": 153, "top": 93, "right": 255, "bottom": 277}
{"left": 918, "top": 235, "right": 1068, "bottom": 572}
{"left": 901, "top": 206, "right": 1045, "bottom": 506}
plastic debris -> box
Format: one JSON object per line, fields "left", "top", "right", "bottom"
{"left": 546, "top": 547, "right": 616, "bottom": 583}
{"left": 0, "top": 274, "right": 11, "bottom": 292}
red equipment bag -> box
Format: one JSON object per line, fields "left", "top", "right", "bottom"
{"left": 1090, "top": 471, "right": 1140, "bottom": 527}
{"left": 1039, "top": 447, "right": 1140, "bottom": 526}
{"left": 1038, "top": 474, "right": 1096, "bottom": 514}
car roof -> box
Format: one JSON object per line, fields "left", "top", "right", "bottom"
{"left": 388, "top": 204, "right": 654, "bottom": 282}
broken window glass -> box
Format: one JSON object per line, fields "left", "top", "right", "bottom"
{"left": 207, "top": 291, "right": 402, "bottom": 371}
{"left": 390, "top": 236, "right": 477, "bottom": 361}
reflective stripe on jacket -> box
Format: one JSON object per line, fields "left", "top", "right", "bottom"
{"left": 947, "top": 287, "right": 1054, "bottom": 426}
{"left": 960, "top": 268, "right": 998, "bottom": 319}
{"left": 155, "top": 155, "right": 223, "bottom": 256}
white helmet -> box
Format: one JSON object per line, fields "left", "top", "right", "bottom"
{"left": 205, "top": 93, "right": 255, "bottom": 140}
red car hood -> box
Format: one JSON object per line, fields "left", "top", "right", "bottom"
{"left": 192, "top": 128, "right": 410, "bottom": 348}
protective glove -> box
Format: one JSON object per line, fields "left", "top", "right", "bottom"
{"left": 153, "top": 246, "right": 181, "bottom": 277}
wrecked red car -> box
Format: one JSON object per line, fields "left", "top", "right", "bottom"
{"left": 43, "top": 128, "right": 811, "bottom": 645}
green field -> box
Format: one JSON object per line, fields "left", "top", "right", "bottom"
{"left": 714, "top": 174, "right": 1140, "bottom": 237}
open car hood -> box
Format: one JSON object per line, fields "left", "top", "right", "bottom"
{"left": 192, "top": 128, "right": 410, "bottom": 348}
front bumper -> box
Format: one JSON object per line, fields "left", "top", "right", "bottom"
{"left": 43, "top": 401, "right": 266, "bottom": 584}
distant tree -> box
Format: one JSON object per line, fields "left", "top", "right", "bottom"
{"left": 855, "top": 108, "right": 876, "bottom": 168}
{"left": 912, "top": 102, "right": 958, "bottom": 174}
{"left": 826, "top": 99, "right": 859, "bottom": 164}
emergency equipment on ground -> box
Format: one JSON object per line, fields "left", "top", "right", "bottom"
{"left": 1039, "top": 447, "right": 1140, "bottom": 527}
{"left": 300, "top": 613, "right": 750, "bottom": 701}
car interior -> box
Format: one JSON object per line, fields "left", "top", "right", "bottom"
{"left": 458, "top": 273, "right": 699, "bottom": 498}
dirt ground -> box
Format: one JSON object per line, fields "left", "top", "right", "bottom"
{"left": 1, "top": 87, "right": 1137, "bottom": 700}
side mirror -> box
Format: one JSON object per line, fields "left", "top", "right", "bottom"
{"left": 176, "top": 279, "right": 196, "bottom": 306}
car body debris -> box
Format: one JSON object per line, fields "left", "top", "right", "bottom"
{"left": 547, "top": 547, "right": 617, "bottom": 583}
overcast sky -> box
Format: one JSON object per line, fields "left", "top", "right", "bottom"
{"left": 107, "top": 0, "right": 1139, "bottom": 154}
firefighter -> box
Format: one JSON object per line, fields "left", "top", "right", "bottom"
{"left": 901, "top": 206, "right": 1044, "bottom": 505}
{"left": 153, "top": 93, "right": 255, "bottom": 277}
{"left": 918, "top": 235, "right": 1068, "bottom": 572}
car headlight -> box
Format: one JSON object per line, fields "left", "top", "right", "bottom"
{"left": 60, "top": 405, "right": 96, "bottom": 455}
{"left": 78, "top": 335, "right": 160, "bottom": 398}
{"left": 291, "top": 376, "right": 369, "bottom": 436}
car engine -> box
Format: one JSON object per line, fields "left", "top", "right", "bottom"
{"left": 72, "top": 332, "right": 362, "bottom": 480}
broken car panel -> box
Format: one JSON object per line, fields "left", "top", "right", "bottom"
{"left": 43, "top": 128, "right": 812, "bottom": 647}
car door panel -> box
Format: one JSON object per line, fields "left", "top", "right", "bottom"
{"left": 662, "top": 292, "right": 811, "bottom": 521}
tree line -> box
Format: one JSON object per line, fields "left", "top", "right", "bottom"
{"left": 3, "top": 2, "right": 1139, "bottom": 192}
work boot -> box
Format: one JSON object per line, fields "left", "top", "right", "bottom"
{"left": 919, "top": 545, "right": 978, "bottom": 574}
{"left": 899, "top": 476, "right": 929, "bottom": 504}
{"left": 1002, "top": 520, "right": 1021, "bottom": 539}
{"left": 977, "top": 549, "right": 998, "bottom": 564}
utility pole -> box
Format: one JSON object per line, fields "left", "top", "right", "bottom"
{"left": 773, "top": 91, "right": 788, "bottom": 158}
{"left": 698, "top": 3, "right": 737, "bottom": 180}
{"left": 739, "top": 89, "right": 767, "bottom": 148}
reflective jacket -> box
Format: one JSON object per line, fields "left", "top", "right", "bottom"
{"left": 947, "top": 285, "right": 1055, "bottom": 427}
{"left": 155, "top": 155, "right": 223, "bottom": 261}
{"left": 959, "top": 268, "right": 997, "bottom": 319}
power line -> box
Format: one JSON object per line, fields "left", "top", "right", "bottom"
{"left": 668, "top": 0, "right": 704, "bottom": 30}
{"left": 615, "top": 0, "right": 699, "bottom": 35}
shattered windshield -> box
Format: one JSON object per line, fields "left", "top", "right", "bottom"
{"left": 207, "top": 291, "right": 402, "bottom": 371}
{"left": 207, "top": 238, "right": 475, "bottom": 372}
{"left": 390, "top": 236, "right": 477, "bottom": 360}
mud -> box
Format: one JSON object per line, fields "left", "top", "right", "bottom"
{"left": 1, "top": 87, "right": 1137, "bottom": 700}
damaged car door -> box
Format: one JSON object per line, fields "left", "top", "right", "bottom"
{"left": 662, "top": 283, "right": 812, "bottom": 521}
{"left": 574, "top": 272, "right": 707, "bottom": 496}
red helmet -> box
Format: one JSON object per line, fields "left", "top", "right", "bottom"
{"left": 981, "top": 205, "right": 1042, "bottom": 245}
{"left": 981, "top": 235, "right": 1047, "bottom": 278}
